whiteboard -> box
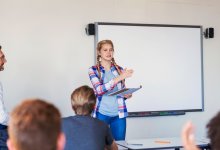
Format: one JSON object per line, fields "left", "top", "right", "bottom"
{"left": 95, "top": 22, "right": 204, "bottom": 116}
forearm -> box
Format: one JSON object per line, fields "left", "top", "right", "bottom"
{"left": 89, "top": 68, "right": 116, "bottom": 95}
{"left": 93, "top": 80, "right": 116, "bottom": 96}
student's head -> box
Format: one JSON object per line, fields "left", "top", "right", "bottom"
{"left": 96, "top": 40, "right": 122, "bottom": 80}
{"left": 207, "top": 111, "right": 220, "bottom": 149}
{"left": 97, "top": 39, "right": 114, "bottom": 53}
{"left": 96, "top": 39, "right": 114, "bottom": 63}
{"left": 71, "top": 85, "right": 96, "bottom": 115}
{"left": 0, "top": 45, "right": 7, "bottom": 71}
{"left": 7, "top": 99, "right": 65, "bottom": 150}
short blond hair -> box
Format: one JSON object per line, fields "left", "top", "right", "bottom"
{"left": 71, "top": 85, "right": 96, "bottom": 115}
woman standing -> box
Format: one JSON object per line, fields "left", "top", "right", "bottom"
{"left": 88, "top": 40, "right": 133, "bottom": 140}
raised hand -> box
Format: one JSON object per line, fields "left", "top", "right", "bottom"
{"left": 121, "top": 68, "right": 134, "bottom": 79}
{"left": 113, "top": 68, "right": 134, "bottom": 84}
{"left": 181, "top": 121, "right": 200, "bottom": 150}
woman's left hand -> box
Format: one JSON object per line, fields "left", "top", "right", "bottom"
{"left": 124, "top": 94, "right": 132, "bottom": 99}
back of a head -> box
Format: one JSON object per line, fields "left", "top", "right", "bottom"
{"left": 8, "top": 99, "right": 61, "bottom": 150}
{"left": 71, "top": 85, "right": 96, "bottom": 115}
{"left": 207, "top": 111, "right": 220, "bottom": 150}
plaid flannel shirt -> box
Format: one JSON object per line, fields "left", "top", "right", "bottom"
{"left": 88, "top": 64, "right": 128, "bottom": 118}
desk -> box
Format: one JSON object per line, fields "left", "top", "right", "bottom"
{"left": 116, "top": 137, "right": 210, "bottom": 150}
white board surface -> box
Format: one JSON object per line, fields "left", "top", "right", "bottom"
{"left": 95, "top": 22, "right": 204, "bottom": 116}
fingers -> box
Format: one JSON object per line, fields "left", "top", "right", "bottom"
{"left": 124, "top": 94, "right": 132, "bottom": 99}
{"left": 121, "top": 68, "right": 134, "bottom": 79}
{"left": 182, "top": 121, "right": 193, "bottom": 145}
{"left": 123, "top": 68, "right": 133, "bottom": 73}
{"left": 126, "top": 69, "right": 133, "bottom": 74}
{"left": 181, "top": 121, "right": 199, "bottom": 150}
{"left": 124, "top": 69, "right": 133, "bottom": 76}
{"left": 122, "top": 68, "right": 127, "bottom": 73}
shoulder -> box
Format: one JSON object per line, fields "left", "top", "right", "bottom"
{"left": 63, "top": 115, "right": 93, "bottom": 122}
{"left": 89, "top": 65, "right": 98, "bottom": 69}
{"left": 112, "top": 63, "right": 123, "bottom": 69}
{"left": 62, "top": 116, "right": 77, "bottom": 124}
{"left": 112, "top": 64, "right": 123, "bottom": 71}
{"left": 62, "top": 116, "right": 74, "bottom": 130}
{"left": 89, "top": 65, "right": 98, "bottom": 72}
{"left": 62, "top": 116, "right": 86, "bottom": 129}
{"left": 117, "top": 65, "right": 123, "bottom": 70}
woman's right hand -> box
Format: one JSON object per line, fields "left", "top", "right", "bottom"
{"left": 113, "top": 68, "right": 134, "bottom": 84}
{"left": 121, "top": 68, "right": 133, "bottom": 79}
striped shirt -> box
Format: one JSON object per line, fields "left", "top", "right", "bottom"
{"left": 0, "top": 82, "right": 9, "bottom": 125}
{"left": 88, "top": 64, "right": 128, "bottom": 118}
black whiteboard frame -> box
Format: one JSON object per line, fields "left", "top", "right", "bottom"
{"left": 94, "top": 22, "right": 204, "bottom": 117}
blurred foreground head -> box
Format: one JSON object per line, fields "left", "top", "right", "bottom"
{"left": 7, "top": 99, "right": 65, "bottom": 150}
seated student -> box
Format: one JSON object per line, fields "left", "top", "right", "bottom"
{"left": 62, "top": 85, "right": 118, "bottom": 150}
{"left": 7, "top": 99, "right": 65, "bottom": 150}
{"left": 181, "top": 111, "right": 220, "bottom": 150}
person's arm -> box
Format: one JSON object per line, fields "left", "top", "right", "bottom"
{"left": 113, "top": 68, "right": 133, "bottom": 85}
{"left": 105, "top": 140, "right": 118, "bottom": 150}
{"left": 88, "top": 67, "right": 116, "bottom": 96}
{"left": 181, "top": 121, "right": 200, "bottom": 150}
{"left": 88, "top": 67, "right": 133, "bottom": 96}
{"left": 114, "top": 68, "right": 133, "bottom": 100}
{"left": 0, "top": 82, "right": 9, "bottom": 125}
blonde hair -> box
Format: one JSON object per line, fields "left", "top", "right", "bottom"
{"left": 96, "top": 40, "right": 122, "bottom": 81}
{"left": 71, "top": 85, "right": 96, "bottom": 115}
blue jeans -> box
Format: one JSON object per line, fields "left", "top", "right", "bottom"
{"left": 96, "top": 112, "right": 126, "bottom": 140}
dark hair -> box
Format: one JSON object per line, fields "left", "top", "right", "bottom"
{"left": 207, "top": 111, "right": 220, "bottom": 149}
{"left": 71, "top": 85, "right": 96, "bottom": 115}
{"left": 8, "top": 99, "right": 61, "bottom": 150}
{"left": 0, "top": 45, "right": 1, "bottom": 50}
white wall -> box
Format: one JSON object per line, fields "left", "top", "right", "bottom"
{"left": 0, "top": 0, "right": 220, "bottom": 140}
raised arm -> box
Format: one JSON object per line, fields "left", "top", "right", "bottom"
{"left": 181, "top": 121, "right": 200, "bottom": 150}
